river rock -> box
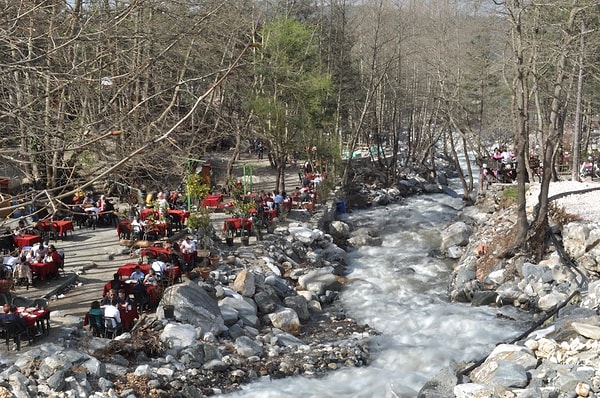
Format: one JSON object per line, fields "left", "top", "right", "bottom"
{"left": 158, "top": 281, "right": 225, "bottom": 335}
{"left": 440, "top": 221, "right": 472, "bottom": 252}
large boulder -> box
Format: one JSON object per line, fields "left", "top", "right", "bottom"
{"left": 157, "top": 281, "right": 225, "bottom": 336}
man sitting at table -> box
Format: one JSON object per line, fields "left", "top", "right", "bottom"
{"left": 116, "top": 289, "right": 134, "bottom": 311}
{"left": 29, "top": 242, "right": 48, "bottom": 263}
{"left": 132, "top": 280, "right": 152, "bottom": 312}
{"left": 109, "top": 273, "right": 123, "bottom": 292}
{"left": 151, "top": 260, "right": 167, "bottom": 280}
{"left": 130, "top": 266, "right": 145, "bottom": 282}
{"left": 0, "top": 305, "right": 28, "bottom": 334}
{"left": 102, "top": 300, "right": 123, "bottom": 336}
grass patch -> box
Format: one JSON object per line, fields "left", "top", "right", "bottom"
{"left": 500, "top": 185, "right": 519, "bottom": 208}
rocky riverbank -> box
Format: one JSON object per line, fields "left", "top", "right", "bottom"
{"left": 419, "top": 181, "right": 600, "bottom": 398}
{"left": 0, "top": 169, "right": 451, "bottom": 398}
{"left": 0, "top": 152, "right": 481, "bottom": 397}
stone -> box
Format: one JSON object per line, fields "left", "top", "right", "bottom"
{"left": 571, "top": 322, "right": 600, "bottom": 340}
{"left": 232, "top": 269, "right": 256, "bottom": 297}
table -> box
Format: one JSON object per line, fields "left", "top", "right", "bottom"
{"left": 119, "top": 306, "right": 138, "bottom": 331}
{"left": 17, "top": 307, "right": 51, "bottom": 335}
{"left": 201, "top": 194, "right": 224, "bottom": 207}
{"left": 30, "top": 261, "right": 58, "bottom": 281}
{"left": 83, "top": 306, "right": 138, "bottom": 332}
{"left": 141, "top": 246, "right": 170, "bottom": 261}
{"left": 13, "top": 234, "right": 42, "bottom": 249}
{"left": 139, "top": 208, "right": 158, "bottom": 221}
{"left": 54, "top": 220, "right": 74, "bottom": 237}
{"left": 223, "top": 218, "right": 253, "bottom": 232}
{"left": 117, "top": 262, "right": 181, "bottom": 281}
{"left": 167, "top": 209, "right": 190, "bottom": 223}
{"left": 144, "top": 222, "right": 169, "bottom": 238}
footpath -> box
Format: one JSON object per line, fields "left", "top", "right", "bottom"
{"left": 9, "top": 152, "right": 305, "bottom": 349}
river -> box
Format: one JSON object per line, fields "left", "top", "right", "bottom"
{"left": 227, "top": 191, "right": 532, "bottom": 397}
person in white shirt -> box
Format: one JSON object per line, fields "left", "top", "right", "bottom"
{"left": 180, "top": 237, "right": 197, "bottom": 268}
{"left": 151, "top": 260, "right": 167, "bottom": 278}
{"left": 130, "top": 217, "right": 144, "bottom": 240}
{"left": 3, "top": 251, "right": 19, "bottom": 276}
{"left": 102, "top": 302, "right": 123, "bottom": 331}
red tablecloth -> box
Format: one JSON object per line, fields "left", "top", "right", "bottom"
{"left": 139, "top": 209, "right": 158, "bottom": 221}
{"left": 116, "top": 220, "right": 131, "bottom": 237}
{"left": 13, "top": 234, "right": 42, "bottom": 248}
{"left": 83, "top": 306, "right": 137, "bottom": 332}
{"left": 201, "top": 194, "right": 223, "bottom": 207}
{"left": 54, "top": 220, "right": 74, "bottom": 236}
{"left": 145, "top": 222, "right": 169, "bottom": 238}
{"left": 30, "top": 262, "right": 58, "bottom": 280}
{"left": 120, "top": 306, "right": 138, "bottom": 331}
{"left": 17, "top": 307, "right": 51, "bottom": 331}
{"left": 223, "top": 218, "right": 253, "bottom": 231}
{"left": 141, "top": 246, "right": 171, "bottom": 261}
{"left": 167, "top": 209, "right": 190, "bottom": 223}
{"left": 117, "top": 263, "right": 181, "bottom": 280}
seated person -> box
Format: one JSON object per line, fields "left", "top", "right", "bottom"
{"left": 129, "top": 266, "right": 145, "bottom": 282}
{"left": 102, "top": 300, "right": 123, "bottom": 335}
{"left": 109, "top": 273, "right": 122, "bottom": 292}
{"left": 0, "top": 305, "right": 28, "bottom": 333}
{"left": 130, "top": 217, "right": 144, "bottom": 239}
{"left": 143, "top": 268, "right": 160, "bottom": 286}
{"left": 3, "top": 250, "right": 20, "bottom": 277}
{"left": 13, "top": 220, "right": 28, "bottom": 237}
{"left": 29, "top": 243, "right": 48, "bottom": 263}
{"left": 13, "top": 257, "right": 33, "bottom": 287}
{"left": 43, "top": 245, "right": 63, "bottom": 266}
{"left": 115, "top": 289, "right": 134, "bottom": 311}
{"left": 87, "top": 300, "right": 104, "bottom": 334}
{"left": 101, "top": 289, "right": 117, "bottom": 306}
{"left": 150, "top": 260, "right": 167, "bottom": 279}
{"left": 132, "top": 280, "right": 152, "bottom": 311}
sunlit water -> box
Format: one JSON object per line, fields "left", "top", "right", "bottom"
{"left": 227, "top": 192, "right": 531, "bottom": 398}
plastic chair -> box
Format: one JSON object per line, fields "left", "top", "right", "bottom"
{"left": 103, "top": 316, "right": 122, "bottom": 339}
{"left": 87, "top": 313, "right": 104, "bottom": 337}
{"left": 11, "top": 296, "right": 32, "bottom": 308}
{"left": 32, "top": 298, "right": 49, "bottom": 309}
{"left": 0, "top": 320, "right": 29, "bottom": 351}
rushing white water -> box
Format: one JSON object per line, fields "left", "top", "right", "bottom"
{"left": 228, "top": 191, "right": 531, "bottom": 398}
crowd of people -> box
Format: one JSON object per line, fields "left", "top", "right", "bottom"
{"left": 2, "top": 242, "right": 64, "bottom": 289}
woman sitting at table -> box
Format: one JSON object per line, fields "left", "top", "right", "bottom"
{"left": 87, "top": 300, "right": 104, "bottom": 335}
{"left": 43, "top": 245, "right": 63, "bottom": 265}
{"left": 143, "top": 268, "right": 160, "bottom": 286}
{"left": 13, "top": 257, "right": 33, "bottom": 288}
{"left": 101, "top": 289, "right": 117, "bottom": 306}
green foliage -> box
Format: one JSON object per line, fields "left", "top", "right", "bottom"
{"left": 249, "top": 17, "right": 334, "bottom": 169}
{"left": 186, "top": 173, "right": 211, "bottom": 207}
{"left": 186, "top": 208, "right": 212, "bottom": 234}
{"left": 225, "top": 201, "right": 256, "bottom": 218}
